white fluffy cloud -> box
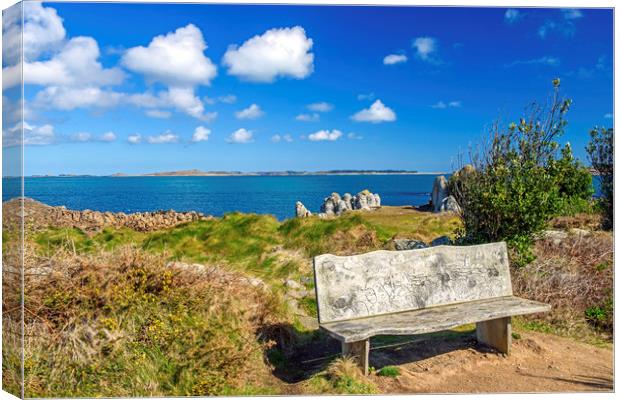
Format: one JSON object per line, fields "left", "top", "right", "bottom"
{"left": 383, "top": 54, "right": 407, "bottom": 65}
{"left": 72, "top": 132, "right": 91, "bottom": 142}
{"left": 351, "top": 100, "right": 396, "bottom": 123}
{"left": 412, "top": 37, "right": 439, "bottom": 63}
{"left": 101, "top": 131, "right": 117, "bottom": 142}
{"left": 4, "top": 35, "right": 125, "bottom": 97}
{"left": 296, "top": 113, "right": 320, "bottom": 122}
{"left": 223, "top": 26, "right": 314, "bottom": 82}
{"left": 147, "top": 131, "right": 179, "bottom": 144}
{"left": 3, "top": 3, "right": 126, "bottom": 117}
{"left": 3, "top": 121, "right": 117, "bottom": 147}
{"left": 34, "top": 86, "right": 123, "bottom": 110}
{"left": 127, "top": 88, "right": 217, "bottom": 121}
{"left": 127, "top": 134, "right": 142, "bottom": 144}
{"left": 308, "top": 129, "right": 342, "bottom": 142}
{"left": 307, "top": 102, "right": 333, "bottom": 112}
{"left": 235, "top": 104, "right": 264, "bottom": 120}
{"left": 271, "top": 134, "right": 293, "bottom": 143}
{"left": 166, "top": 87, "right": 212, "bottom": 120}
{"left": 122, "top": 24, "right": 216, "bottom": 87}
{"left": 227, "top": 128, "right": 254, "bottom": 144}
{"left": 3, "top": 2, "right": 66, "bottom": 66}
{"left": 122, "top": 24, "right": 217, "bottom": 120}
{"left": 72, "top": 131, "right": 117, "bottom": 143}
{"left": 192, "top": 126, "right": 211, "bottom": 142}
{"left": 21, "top": 36, "right": 125, "bottom": 88}
{"left": 3, "top": 122, "right": 55, "bottom": 147}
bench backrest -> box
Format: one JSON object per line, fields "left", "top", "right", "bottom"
{"left": 313, "top": 242, "right": 512, "bottom": 324}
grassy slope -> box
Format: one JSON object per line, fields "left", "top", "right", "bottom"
{"left": 6, "top": 207, "right": 611, "bottom": 396}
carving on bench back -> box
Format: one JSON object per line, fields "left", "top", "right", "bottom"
{"left": 314, "top": 243, "right": 512, "bottom": 324}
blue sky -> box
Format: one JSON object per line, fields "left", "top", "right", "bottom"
{"left": 2, "top": 2, "right": 613, "bottom": 175}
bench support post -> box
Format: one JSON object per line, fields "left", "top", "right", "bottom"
{"left": 476, "top": 316, "right": 512, "bottom": 354}
{"left": 341, "top": 339, "right": 370, "bottom": 375}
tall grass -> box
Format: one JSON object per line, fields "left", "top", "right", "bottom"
{"left": 18, "top": 246, "right": 285, "bottom": 397}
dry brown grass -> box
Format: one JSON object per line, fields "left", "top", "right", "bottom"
{"left": 512, "top": 231, "right": 613, "bottom": 338}
{"left": 12, "top": 245, "right": 286, "bottom": 397}
{"left": 548, "top": 213, "right": 603, "bottom": 230}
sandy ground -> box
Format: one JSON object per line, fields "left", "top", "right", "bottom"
{"left": 282, "top": 328, "right": 613, "bottom": 394}
{"left": 369, "top": 330, "right": 613, "bottom": 393}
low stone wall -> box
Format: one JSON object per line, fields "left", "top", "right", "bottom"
{"left": 3, "top": 197, "right": 212, "bottom": 232}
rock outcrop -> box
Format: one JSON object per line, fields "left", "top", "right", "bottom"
{"left": 295, "top": 201, "right": 312, "bottom": 218}
{"left": 393, "top": 238, "right": 428, "bottom": 250}
{"left": 431, "top": 176, "right": 449, "bottom": 212}
{"left": 440, "top": 195, "right": 461, "bottom": 213}
{"left": 431, "top": 235, "right": 452, "bottom": 246}
{"left": 316, "top": 190, "right": 381, "bottom": 217}
{"left": 3, "top": 197, "right": 212, "bottom": 232}
{"left": 430, "top": 168, "right": 469, "bottom": 214}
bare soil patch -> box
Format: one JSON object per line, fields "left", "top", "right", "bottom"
{"left": 368, "top": 330, "right": 613, "bottom": 393}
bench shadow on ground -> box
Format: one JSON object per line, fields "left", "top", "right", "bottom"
{"left": 259, "top": 323, "right": 497, "bottom": 384}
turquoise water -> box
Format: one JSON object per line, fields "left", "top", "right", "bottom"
{"left": 3, "top": 175, "right": 602, "bottom": 220}
{"left": 3, "top": 175, "right": 441, "bottom": 220}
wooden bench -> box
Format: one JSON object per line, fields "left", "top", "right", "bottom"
{"left": 313, "top": 242, "right": 550, "bottom": 375}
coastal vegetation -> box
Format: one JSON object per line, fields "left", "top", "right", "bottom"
{"left": 450, "top": 81, "right": 596, "bottom": 266}
{"left": 3, "top": 196, "right": 613, "bottom": 396}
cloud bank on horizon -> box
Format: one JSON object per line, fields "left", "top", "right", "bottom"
{"left": 1, "top": 2, "right": 613, "bottom": 174}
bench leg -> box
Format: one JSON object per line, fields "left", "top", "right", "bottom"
{"left": 476, "top": 316, "right": 512, "bottom": 354}
{"left": 341, "top": 339, "right": 370, "bottom": 375}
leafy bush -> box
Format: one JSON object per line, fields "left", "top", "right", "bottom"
{"left": 450, "top": 80, "right": 593, "bottom": 265}
{"left": 586, "top": 127, "right": 614, "bottom": 229}
{"left": 548, "top": 143, "right": 594, "bottom": 216}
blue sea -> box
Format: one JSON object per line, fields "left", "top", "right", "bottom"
{"left": 3, "top": 175, "right": 443, "bottom": 220}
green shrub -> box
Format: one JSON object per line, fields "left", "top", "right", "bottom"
{"left": 586, "top": 127, "right": 614, "bottom": 229}
{"left": 549, "top": 143, "right": 594, "bottom": 215}
{"left": 450, "top": 80, "right": 593, "bottom": 264}
{"left": 585, "top": 295, "right": 613, "bottom": 331}
{"left": 377, "top": 366, "right": 400, "bottom": 377}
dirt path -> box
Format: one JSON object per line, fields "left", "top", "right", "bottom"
{"left": 370, "top": 331, "right": 613, "bottom": 393}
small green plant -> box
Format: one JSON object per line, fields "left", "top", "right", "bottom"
{"left": 511, "top": 332, "right": 521, "bottom": 340}
{"left": 377, "top": 366, "right": 400, "bottom": 377}
{"left": 585, "top": 296, "right": 613, "bottom": 331}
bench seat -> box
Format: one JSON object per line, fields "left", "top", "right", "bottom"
{"left": 321, "top": 295, "right": 551, "bottom": 343}
{"left": 313, "top": 243, "right": 552, "bottom": 374}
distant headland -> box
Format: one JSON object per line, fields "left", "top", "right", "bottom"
{"left": 26, "top": 169, "right": 450, "bottom": 178}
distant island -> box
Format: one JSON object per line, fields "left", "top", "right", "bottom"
{"left": 134, "top": 169, "right": 425, "bottom": 177}
{"left": 26, "top": 169, "right": 453, "bottom": 178}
